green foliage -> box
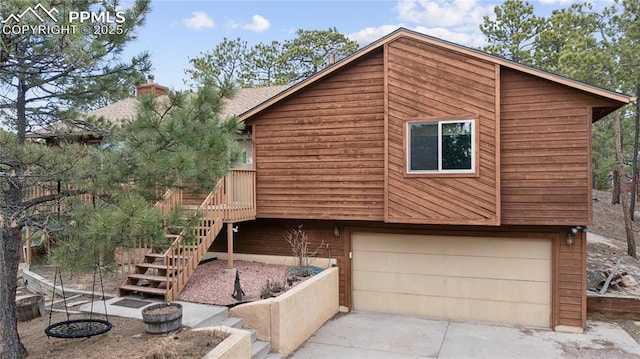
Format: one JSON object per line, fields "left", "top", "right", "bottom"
{"left": 280, "top": 27, "right": 359, "bottom": 83}
{"left": 0, "top": 0, "right": 151, "bottom": 132}
{"left": 1, "top": 1, "right": 154, "bottom": 356}
{"left": 44, "top": 83, "right": 243, "bottom": 269}
{"left": 49, "top": 195, "right": 166, "bottom": 272}
{"left": 185, "top": 27, "right": 359, "bottom": 87}
{"left": 480, "top": 0, "right": 546, "bottom": 64}
{"left": 242, "top": 40, "right": 291, "bottom": 86}
{"left": 480, "top": 0, "right": 639, "bottom": 193}
{"left": 185, "top": 37, "right": 249, "bottom": 88}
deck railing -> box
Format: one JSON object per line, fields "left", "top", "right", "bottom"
{"left": 222, "top": 169, "right": 256, "bottom": 222}
{"left": 165, "top": 183, "right": 225, "bottom": 301}
{"left": 116, "top": 169, "right": 256, "bottom": 300}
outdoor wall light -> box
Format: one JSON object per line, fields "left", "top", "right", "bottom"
{"left": 566, "top": 232, "right": 575, "bottom": 247}
{"left": 333, "top": 225, "right": 340, "bottom": 240}
{"left": 566, "top": 226, "right": 587, "bottom": 247}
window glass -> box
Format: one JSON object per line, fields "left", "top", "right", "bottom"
{"left": 441, "top": 122, "right": 472, "bottom": 170}
{"left": 407, "top": 120, "right": 474, "bottom": 173}
{"left": 409, "top": 123, "right": 438, "bottom": 171}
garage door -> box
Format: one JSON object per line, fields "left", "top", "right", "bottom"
{"left": 352, "top": 233, "right": 551, "bottom": 327}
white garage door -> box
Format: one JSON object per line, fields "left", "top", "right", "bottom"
{"left": 352, "top": 233, "right": 551, "bottom": 327}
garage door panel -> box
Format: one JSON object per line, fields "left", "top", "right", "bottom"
{"left": 445, "top": 298, "right": 551, "bottom": 327}
{"left": 352, "top": 233, "right": 448, "bottom": 254}
{"left": 353, "top": 271, "right": 447, "bottom": 297}
{"left": 442, "top": 237, "right": 551, "bottom": 259}
{"left": 353, "top": 251, "right": 550, "bottom": 282}
{"left": 352, "top": 233, "right": 551, "bottom": 259}
{"left": 354, "top": 271, "right": 550, "bottom": 304}
{"left": 352, "top": 233, "right": 552, "bottom": 327}
{"left": 352, "top": 291, "right": 447, "bottom": 316}
{"left": 444, "top": 277, "right": 550, "bottom": 304}
{"left": 352, "top": 251, "right": 446, "bottom": 275}
{"left": 443, "top": 256, "right": 551, "bottom": 282}
{"left": 352, "top": 291, "right": 549, "bottom": 327}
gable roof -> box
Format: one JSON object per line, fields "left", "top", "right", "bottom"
{"left": 239, "top": 27, "right": 635, "bottom": 122}
{"left": 28, "top": 85, "right": 290, "bottom": 139}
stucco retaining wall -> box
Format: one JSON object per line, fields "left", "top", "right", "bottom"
{"left": 195, "top": 326, "right": 251, "bottom": 359}
{"left": 230, "top": 266, "right": 339, "bottom": 356}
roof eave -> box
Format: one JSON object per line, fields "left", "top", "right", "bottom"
{"left": 239, "top": 28, "right": 634, "bottom": 122}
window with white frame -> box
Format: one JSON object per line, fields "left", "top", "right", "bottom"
{"left": 407, "top": 119, "right": 475, "bottom": 173}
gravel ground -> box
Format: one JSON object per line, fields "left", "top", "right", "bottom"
{"left": 32, "top": 259, "right": 308, "bottom": 307}
{"left": 178, "top": 259, "right": 305, "bottom": 305}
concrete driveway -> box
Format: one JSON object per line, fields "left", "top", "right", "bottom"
{"left": 290, "top": 312, "right": 640, "bottom": 359}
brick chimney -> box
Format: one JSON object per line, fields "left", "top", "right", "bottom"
{"left": 136, "top": 75, "right": 168, "bottom": 97}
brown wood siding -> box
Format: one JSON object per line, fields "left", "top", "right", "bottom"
{"left": 554, "top": 230, "right": 587, "bottom": 328}
{"left": 385, "top": 37, "right": 499, "bottom": 225}
{"left": 210, "top": 219, "right": 348, "bottom": 306}
{"left": 211, "top": 219, "right": 583, "bottom": 326}
{"left": 248, "top": 51, "right": 385, "bottom": 221}
{"left": 500, "top": 69, "right": 614, "bottom": 225}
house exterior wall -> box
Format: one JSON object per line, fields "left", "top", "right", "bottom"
{"left": 500, "top": 68, "right": 614, "bottom": 226}
{"left": 210, "top": 219, "right": 585, "bottom": 328}
{"left": 235, "top": 34, "right": 624, "bottom": 330}
{"left": 248, "top": 50, "right": 386, "bottom": 221}
{"left": 385, "top": 37, "right": 499, "bottom": 225}
{"left": 211, "top": 219, "right": 348, "bottom": 306}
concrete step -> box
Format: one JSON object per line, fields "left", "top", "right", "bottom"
{"left": 192, "top": 308, "right": 230, "bottom": 329}
{"left": 263, "top": 353, "right": 284, "bottom": 359}
{"left": 220, "top": 316, "right": 243, "bottom": 329}
{"left": 247, "top": 328, "right": 257, "bottom": 342}
{"left": 251, "top": 340, "right": 270, "bottom": 359}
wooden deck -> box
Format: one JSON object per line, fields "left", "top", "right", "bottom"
{"left": 117, "top": 169, "right": 256, "bottom": 301}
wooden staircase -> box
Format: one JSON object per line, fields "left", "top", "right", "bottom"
{"left": 117, "top": 181, "right": 226, "bottom": 302}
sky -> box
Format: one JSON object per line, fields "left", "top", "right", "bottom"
{"left": 122, "top": 0, "right": 602, "bottom": 91}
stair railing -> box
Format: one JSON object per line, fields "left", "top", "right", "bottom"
{"left": 164, "top": 179, "right": 225, "bottom": 301}
{"left": 116, "top": 187, "right": 182, "bottom": 289}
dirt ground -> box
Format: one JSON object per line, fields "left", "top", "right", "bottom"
{"left": 588, "top": 190, "right": 640, "bottom": 345}
{"left": 19, "top": 260, "right": 309, "bottom": 358}
{"left": 591, "top": 189, "right": 640, "bottom": 246}
{"left": 18, "top": 311, "right": 221, "bottom": 358}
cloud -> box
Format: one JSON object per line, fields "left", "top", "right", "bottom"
{"left": 413, "top": 25, "right": 486, "bottom": 47}
{"left": 348, "top": 24, "right": 486, "bottom": 48}
{"left": 242, "top": 14, "right": 270, "bottom": 33}
{"left": 396, "top": 0, "right": 493, "bottom": 27}
{"left": 182, "top": 11, "right": 214, "bottom": 30}
{"left": 348, "top": 25, "right": 402, "bottom": 46}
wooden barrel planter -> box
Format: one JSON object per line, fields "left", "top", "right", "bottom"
{"left": 16, "top": 295, "right": 44, "bottom": 322}
{"left": 141, "top": 303, "right": 183, "bottom": 334}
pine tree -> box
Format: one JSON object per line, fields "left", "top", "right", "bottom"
{"left": 0, "top": 1, "right": 152, "bottom": 356}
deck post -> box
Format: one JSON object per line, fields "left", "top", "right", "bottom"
{"left": 227, "top": 222, "right": 234, "bottom": 269}
{"left": 25, "top": 227, "right": 32, "bottom": 265}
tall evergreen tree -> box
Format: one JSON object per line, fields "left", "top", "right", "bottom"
{"left": 480, "top": 0, "right": 638, "bottom": 257}
{"left": 479, "top": 0, "right": 546, "bottom": 64}
{"left": 0, "top": 1, "right": 154, "bottom": 356}
{"left": 186, "top": 27, "right": 359, "bottom": 87}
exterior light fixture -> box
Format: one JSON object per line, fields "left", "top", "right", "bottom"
{"left": 333, "top": 225, "right": 340, "bottom": 240}
{"left": 566, "top": 226, "right": 587, "bottom": 247}
{"left": 566, "top": 232, "right": 575, "bottom": 247}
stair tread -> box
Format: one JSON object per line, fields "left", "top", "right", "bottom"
{"left": 251, "top": 340, "right": 270, "bottom": 359}
{"left": 127, "top": 273, "right": 171, "bottom": 282}
{"left": 118, "top": 284, "right": 166, "bottom": 295}
{"left": 136, "top": 262, "right": 169, "bottom": 269}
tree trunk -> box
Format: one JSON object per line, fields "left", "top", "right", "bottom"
{"left": 0, "top": 225, "right": 28, "bottom": 359}
{"left": 614, "top": 111, "right": 637, "bottom": 258}
{"left": 612, "top": 170, "right": 621, "bottom": 204}
{"left": 630, "top": 81, "right": 640, "bottom": 219}
{"left": 1, "top": 78, "right": 28, "bottom": 357}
